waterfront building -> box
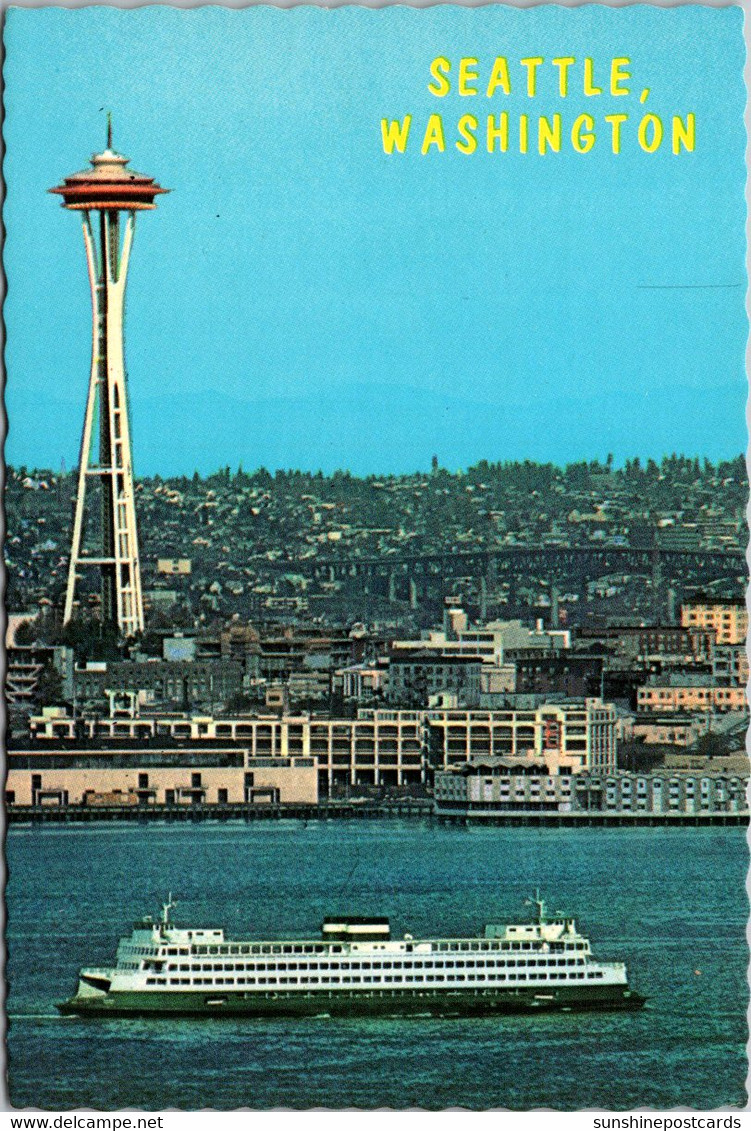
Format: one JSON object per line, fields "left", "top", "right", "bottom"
{"left": 157, "top": 559, "right": 192, "bottom": 576}
{"left": 425, "top": 699, "right": 616, "bottom": 774}
{"left": 26, "top": 698, "right": 616, "bottom": 793}
{"left": 433, "top": 763, "right": 748, "bottom": 818}
{"left": 5, "top": 749, "right": 317, "bottom": 808}
{"left": 26, "top": 700, "right": 614, "bottom": 792}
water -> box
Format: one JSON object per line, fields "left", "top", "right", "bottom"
{"left": 5, "top": 821, "right": 748, "bottom": 1110}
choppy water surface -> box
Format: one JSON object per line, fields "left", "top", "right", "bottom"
{"left": 5, "top": 821, "right": 748, "bottom": 1109}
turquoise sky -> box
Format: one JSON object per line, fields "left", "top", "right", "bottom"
{"left": 3, "top": 5, "right": 747, "bottom": 476}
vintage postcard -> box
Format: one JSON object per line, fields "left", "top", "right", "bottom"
{"left": 3, "top": 3, "right": 748, "bottom": 1113}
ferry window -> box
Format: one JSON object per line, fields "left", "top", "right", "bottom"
{"left": 361, "top": 963, "right": 371, "bottom": 970}
{"left": 240, "top": 946, "right": 249, "bottom": 955}
{"left": 455, "top": 961, "right": 465, "bottom": 968}
{"left": 403, "top": 962, "right": 413, "bottom": 970}
{"left": 364, "top": 976, "right": 373, "bottom": 984}
{"left": 455, "top": 975, "right": 465, "bottom": 982}
{"left": 477, "top": 975, "right": 486, "bottom": 982}
{"left": 435, "top": 975, "right": 445, "bottom": 982}
{"left": 445, "top": 961, "right": 454, "bottom": 968}
{"left": 351, "top": 963, "right": 361, "bottom": 970}
{"left": 383, "top": 962, "right": 392, "bottom": 970}
{"left": 372, "top": 963, "right": 382, "bottom": 970}
{"left": 287, "top": 964, "right": 297, "bottom": 971}
{"left": 209, "top": 947, "right": 218, "bottom": 955}
{"left": 320, "top": 963, "right": 329, "bottom": 971}
{"left": 434, "top": 962, "right": 444, "bottom": 969}
{"left": 304, "top": 946, "right": 314, "bottom": 954}
{"left": 262, "top": 946, "right": 271, "bottom": 954}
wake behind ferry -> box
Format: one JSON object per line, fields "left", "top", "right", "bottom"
{"left": 58, "top": 893, "right": 646, "bottom": 1017}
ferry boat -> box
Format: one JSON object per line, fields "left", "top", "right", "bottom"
{"left": 58, "top": 893, "right": 645, "bottom": 1017}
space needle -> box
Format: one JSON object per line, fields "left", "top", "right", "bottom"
{"left": 50, "top": 118, "right": 168, "bottom": 637}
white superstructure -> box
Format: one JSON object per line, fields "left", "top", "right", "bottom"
{"left": 71, "top": 894, "right": 630, "bottom": 1003}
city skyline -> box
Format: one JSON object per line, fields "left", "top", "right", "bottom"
{"left": 4, "top": 5, "right": 747, "bottom": 477}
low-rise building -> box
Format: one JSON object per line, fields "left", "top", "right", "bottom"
{"left": 387, "top": 653, "right": 483, "bottom": 705}
{"left": 425, "top": 699, "right": 616, "bottom": 774}
{"left": 434, "top": 764, "right": 748, "bottom": 817}
{"left": 511, "top": 650, "right": 603, "bottom": 698}
{"left": 681, "top": 599, "right": 747, "bottom": 645}
{"left": 619, "top": 713, "right": 708, "bottom": 747}
{"left": 6, "top": 748, "right": 318, "bottom": 808}
{"left": 711, "top": 643, "right": 749, "bottom": 687}
{"left": 73, "top": 659, "right": 244, "bottom": 710}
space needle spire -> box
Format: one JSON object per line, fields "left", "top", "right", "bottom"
{"left": 50, "top": 122, "right": 168, "bottom": 637}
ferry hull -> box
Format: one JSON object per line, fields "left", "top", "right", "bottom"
{"left": 58, "top": 984, "right": 645, "bottom": 1018}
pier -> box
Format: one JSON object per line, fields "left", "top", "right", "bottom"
{"left": 6, "top": 801, "right": 746, "bottom": 827}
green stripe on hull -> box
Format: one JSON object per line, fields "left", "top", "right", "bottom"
{"left": 59, "top": 984, "right": 645, "bottom": 1018}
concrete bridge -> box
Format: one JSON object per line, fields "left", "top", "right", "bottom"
{"left": 266, "top": 544, "right": 745, "bottom": 612}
